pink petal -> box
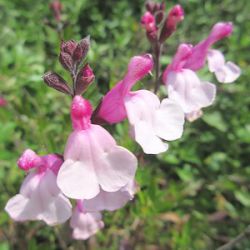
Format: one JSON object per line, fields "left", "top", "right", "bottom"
{"left": 214, "top": 62, "right": 241, "bottom": 83}
{"left": 96, "top": 146, "right": 137, "bottom": 192}
{"left": 57, "top": 159, "right": 100, "bottom": 200}
{"left": 163, "top": 43, "right": 193, "bottom": 83}
{"left": 94, "top": 54, "right": 153, "bottom": 124}
{"left": 70, "top": 208, "right": 104, "bottom": 240}
{"left": 154, "top": 98, "right": 184, "bottom": 141}
{"left": 93, "top": 82, "right": 127, "bottom": 124}
{"left": 121, "top": 54, "right": 154, "bottom": 95}
{"left": 17, "top": 149, "right": 43, "bottom": 171}
{"left": 184, "top": 22, "right": 233, "bottom": 71}
{"left": 84, "top": 181, "right": 136, "bottom": 212}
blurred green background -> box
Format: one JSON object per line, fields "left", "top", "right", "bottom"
{"left": 0, "top": 0, "right": 250, "bottom": 249}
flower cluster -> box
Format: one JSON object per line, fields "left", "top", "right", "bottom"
{"left": 5, "top": 1, "right": 241, "bottom": 241}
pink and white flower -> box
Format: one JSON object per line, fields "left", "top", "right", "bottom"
{"left": 70, "top": 201, "right": 104, "bottom": 240}
{"left": 163, "top": 44, "right": 216, "bottom": 114}
{"left": 57, "top": 96, "right": 137, "bottom": 200}
{"left": 163, "top": 22, "right": 240, "bottom": 119}
{"left": 94, "top": 55, "right": 184, "bottom": 154}
{"left": 5, "top": 150, "right": 72, "bottom": 225}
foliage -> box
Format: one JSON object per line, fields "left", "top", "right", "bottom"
{"left": 0, "top": 0, "right": 250, "bottom": 249}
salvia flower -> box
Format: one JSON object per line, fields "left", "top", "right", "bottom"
{"left": 95, "top": 55, "right": 184, "bottom": 154}
{"left": 163, "top": 43, "right": 216, "bottom": 116}
{"left": 5, "top": 150, "right": 72, "bottom": 225}
{"left": 57, "top": 95, "right": 137, "bottom": 200}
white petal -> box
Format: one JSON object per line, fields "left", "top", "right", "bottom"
{"left": 84, "top": 184, "right": 135, "bottom": 212}
{"left": 124, "top": 90, "right": 160, "bottom": 125}
{"left": 167, "top": 70, "right": 216, "bottom": 113}
{"left": 96, "top": 146, "right": 137, "bottom": 192}
{"left": 37, "top": 170, "right": 72, "bottom": 225}
{"left": 207, "top": 49, "right": 225, "bottom": 72}
{"left": 215, "top": 61, "right": 241, "bottom": 83}
{"left": 154, "top": 99, "right": 185, "bottom": 141}
{"left": 133, "top": 121, "right": 168, "bottom": 154}
{"left": 192, "top": 81, "right": 217, "bottom": 108}
{"left": 5, "top": 194, "right": 38, "bottom": 222}
{"left": 57, "top": 159, "right": 100, "bottom": 200}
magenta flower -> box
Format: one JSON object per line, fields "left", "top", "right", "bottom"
{"left": 95, "top": 55, "right": 184, "bottom": 154}
{"left": 57, "top": 96, "right": 137, "bottom": 200}
{"left": 207, "top": 49, "right": 241, "bottom": 83}
{"left": 5, "top": 150, "right": 72, "bottom": 225}
{"left": 70, "top": 201, "right": 104, "bottom": 240}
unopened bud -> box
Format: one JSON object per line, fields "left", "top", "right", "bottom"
{"left": 155, "top": 11, "right": 164, "bottom": 24}
{"left": 141, "top": 11, "right": 157, "bottom": 32}
{"left": 50, "top": 0, "right": 62, "bottom": 22}
{"left": 61, "top": 40, "right": 77, "bottom": 56}
{"left": 75, "top": 64, "right": 95, "bottom": 95}
{"left": 160, "top": 2, "right": 166, "bottom": 11}
{"left": 43, "top": 71, "right": 72, "bottom": 95}
{"left": 72, "top": 36, "right": 90, "bottom": 64}
{"left": 0, "top": 97, "right": 7, "bottom": 107}
{"left": 159, "top": 4, "right": 184, "bottom": 43}
{"left": 155, "top": 3, "right": 161, "bottom": 12}
{"left": 145, "top": 1, "right": 155, "bottom": 13}
{"left": 59, "top": 52, "right": 73, "bottom": 71}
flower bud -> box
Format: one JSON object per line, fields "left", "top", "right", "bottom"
{"left": 61, "top": 40, "right": 77, "bottom": 56}
{"left": 75, "top": 64, "right": 95, "bottom": 95}
{"left": 72, "top": 36, "right": 90, "bottom": 64}
{"left": 43, "top": 71, "right": 72, "bottom": 95}
{"left": 145, "top": 1, "right": 155, "bottom": 13}
{"left": 155, "top": 11, "right": 164, "bottom": 24}
{"left": 141, "top": 11, "right": 157, "bottom": 32}
{"left": 160, "top": 2, "right": 166, "bottom": 11}
{"left": 0, "top": 97, "right": 7, "bottom": 107}
{"left": 50, "top": 0, "right": 62, "bottom": 22}
{"left": 59, "top": 52, "right": 74, "bottom": 72}
{"left": 159, "top": 4, "right": 184, "bottom": 43}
